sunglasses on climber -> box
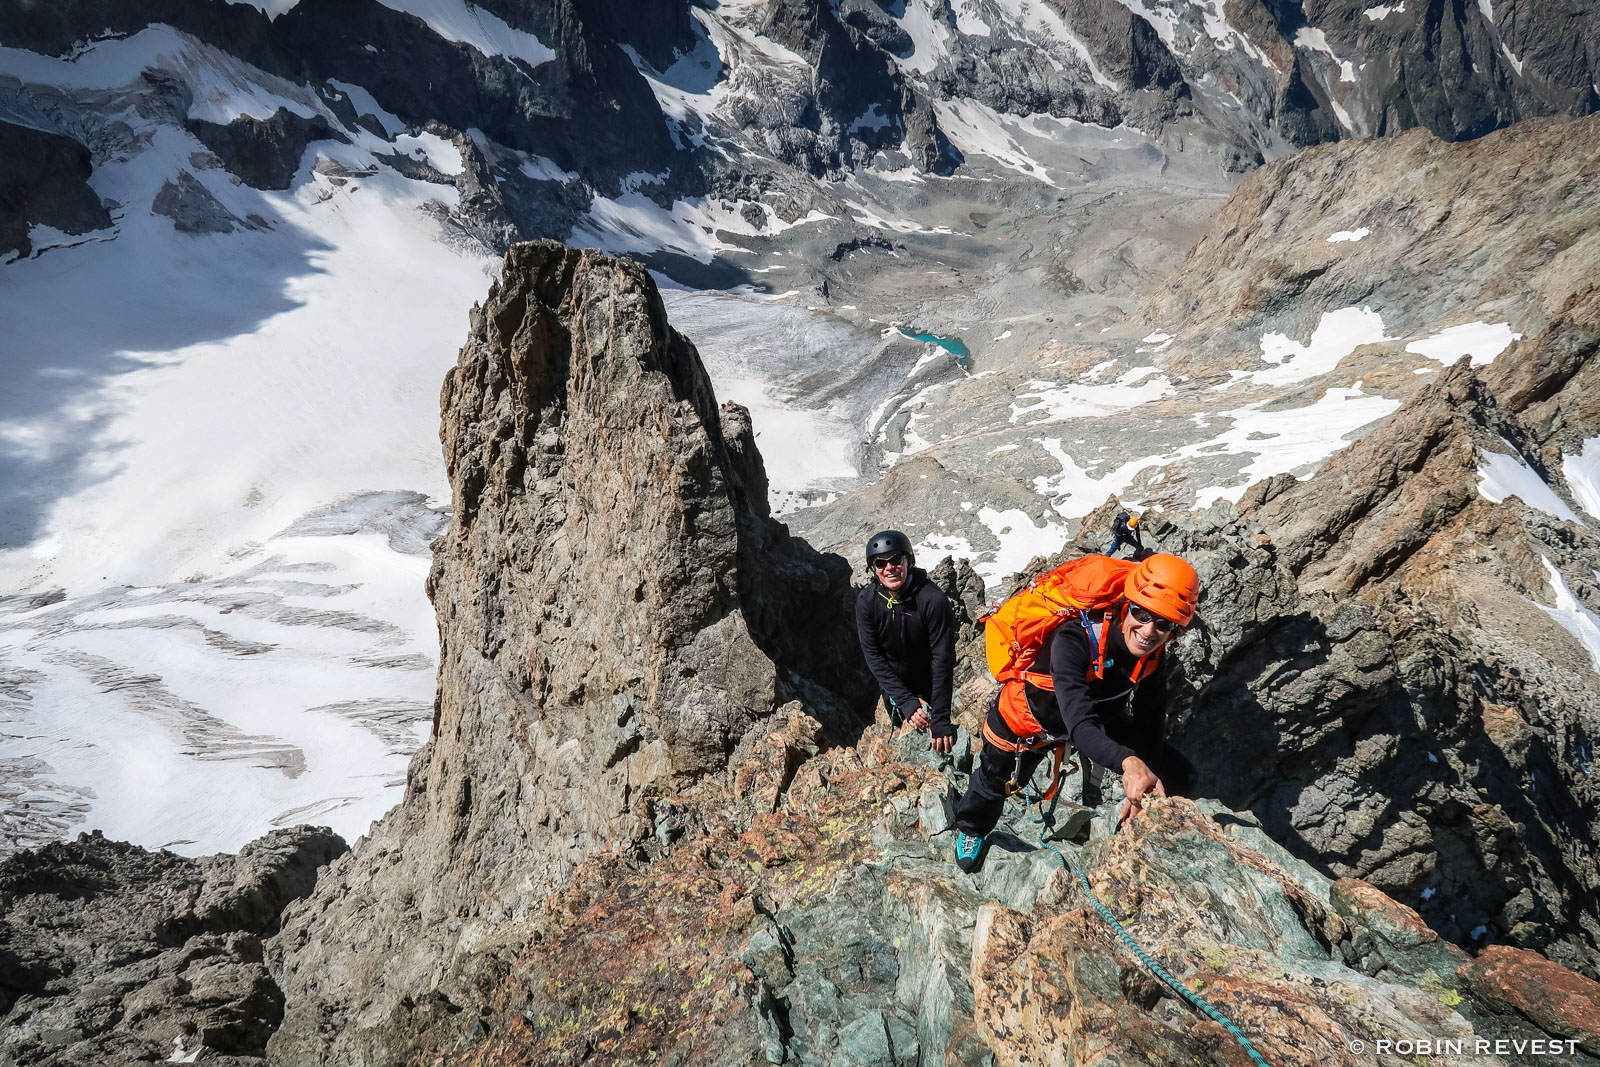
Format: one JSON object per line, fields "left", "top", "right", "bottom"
{"left": 1127, "top": 602, "right": 1181, "bottom": 634}
{"left": 871, "top": 553, "right": 908, "bottom": 571}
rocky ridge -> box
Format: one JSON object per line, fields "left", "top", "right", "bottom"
{"left": 0, "top": 826, "right": 346, "bottom": 1065}
{"left": 251, "top": 242, "right": 1600, "bottom": 1065}
{"left": 4, "top": 233, "right": 1600, "bottom": 1063}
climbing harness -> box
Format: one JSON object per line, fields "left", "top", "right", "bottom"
{"left": 1020, "top": 780, "right": 1274, "bottom": 1067}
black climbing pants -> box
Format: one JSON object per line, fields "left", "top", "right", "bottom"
{"left": 952, "top": 704, "right": 1195, "bottom": 838}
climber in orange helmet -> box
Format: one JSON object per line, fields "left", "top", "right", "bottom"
{"left": 952, "top": 551, "right": 1201, "bottom": 872}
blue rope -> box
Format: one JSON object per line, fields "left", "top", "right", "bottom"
{"left": 1023, "top": 787, "right": 1273, "bottom": 1067}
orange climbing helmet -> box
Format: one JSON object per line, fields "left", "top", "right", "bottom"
{"left": 1123, "top": 553, "right": 1200, "bottom": 626}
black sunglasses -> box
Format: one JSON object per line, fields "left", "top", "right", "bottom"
{"left": 871, "top": 553, "right": 908, "bottom": 570}
{"left": 1127, "top": 602, "right": 1180, "bottom": 633}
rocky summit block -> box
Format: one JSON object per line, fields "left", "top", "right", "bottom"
{"left": 267, "top": 242, "right": 868, "bottom": 1067}
{"left": 0, "top": 120, "right": 112, "bottom": 260}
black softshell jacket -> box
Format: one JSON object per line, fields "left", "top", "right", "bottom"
{"left": 854, "top": 570, "right": 957, "bottom": 737}
{"left": 1019, "top": 616, "right": 1169, "bottom": 772}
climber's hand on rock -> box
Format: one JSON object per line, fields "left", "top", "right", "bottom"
{"left": 1117, "top": 756, "right": 1166, "bottom": 825}
{"left": 929, "top": 732, "right": 954, "bottom": 754}
{"left": 907, "top": 706, "right": 930, "bottom": 731}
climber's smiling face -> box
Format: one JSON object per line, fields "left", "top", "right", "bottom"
{"left": 871, "top": 553, "right": 909, "bottom": 593}
{"left": 1121, "top": 602, "right": 1179, "bottom": 658}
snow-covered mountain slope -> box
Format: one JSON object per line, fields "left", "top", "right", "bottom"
{"left": 0, "top": 8, "right": 920, "bottom": 855}
{"left": 0, "top": 27, "right": 507, "bottom": 854}
{"left": 2, "top": 0, "right": 1599, "bottom": 858}
{"left": 788, "top": 112, "right": 1600, "bottom": 588}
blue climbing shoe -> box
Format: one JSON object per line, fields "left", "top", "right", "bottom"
{"left": 954, "top": 830, "right": 985, "bottom": 872}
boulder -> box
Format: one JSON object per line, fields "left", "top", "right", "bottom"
{"left": 0, "top": 121, "right": 112, "bottom": 259}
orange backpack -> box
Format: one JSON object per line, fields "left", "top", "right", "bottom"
{"left": 983, "top": 554, "right": 1142, "bottom": 684}
{"left": 980, "top": 555, "right": 1162, "bottom": 789}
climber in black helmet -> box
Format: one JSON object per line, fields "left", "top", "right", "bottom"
{"left": 855, "top": 530, "right": 958, "bottom": 754}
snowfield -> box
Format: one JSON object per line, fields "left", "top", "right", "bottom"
{"left": 0, "top": 24, "right": 890, "bottom": 855}
{"left": 0, "top": 35, "right": 497, "bottom": 853}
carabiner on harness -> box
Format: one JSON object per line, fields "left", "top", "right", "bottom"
{"left": 1002, "top": 738, "right": 1079, "bottom": 803}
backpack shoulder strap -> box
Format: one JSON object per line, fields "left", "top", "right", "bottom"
{"left": 1080, "top": 610, "right": 1113, "bottom": 681}
{"left": 1092, "top": 607, "right": 1163, "bottom": 684}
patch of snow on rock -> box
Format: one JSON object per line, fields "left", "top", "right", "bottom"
{"left": 572, "top": 193, "right": 830, "bottom": 263}
{"left": 1500, "top": 42, "right": 1525, "bottom": 76}
{"left": 989, "top": 0, "right": 1121, "bottom": 88}
{"left": 1009, "top": 368, "right": 1173, "bottom": 424}
{"left": 1364, "top": 3, "right": 1405, "bottom": 18}
{"left": 975, "top": 507, "right": 1072, "bottom": 588}
{"left": 1185, "top": 385, "right": 1401, "bottom": 506}
{"left": 1112, "top": 0, "right": 1179, "bottom": 49}
{"left": 1248, "top": 306, "right": 1392, "bottom": 386}
{"left": 518, "top": 153, "right": 580, "bottom": 183}
{"left": 0, "top": 26, "right": 323, "bottom": 125}
{"left": 1406, "top": 321, "right": 1522, "bottom": 367}
{"left": 916, "top": 533, "right": 977, "bottom": 561}
{"left": 1034, "top": 439, "right": 1155, "bottom": 519}
{"left": 893, "top": 0, "right": 952, "bottom": 76}
{"left": 394, "top": 131, "right": 464, "bottom": 175}
{"left": 622, "top": 20, "right": 732, "bottom": 150}
{"left": 1476, "top": 449, "right": 1582, "bottom": 524}
{"left": 375, "top": 0, "right": 557, "bottom": 68}
{"left": 1327, "top": 227, "right": 1371, "bottom": 243}
{"left": 1561, "top": 437, "right": 1600, "bottom": 519}
{"left": 931, "top": 99, "right": 1055, "bottom": 185}
{"left": 328, "top": 80, "right": 406, "bottom": 137}
{"left": 1293, "top": 26, "right": 1357, "bottom": 82}
{"left": 1536, "top": 558, "right": 1600, "bottom": 676}
{"left": 950, "top": 0, "right": 992, "bottom": 35}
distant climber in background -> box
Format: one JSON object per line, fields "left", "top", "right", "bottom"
{"left": 855, "top": 530, "right": 958, "bottom": 755}
{"left": 950, "top": 548, "right": 1201, "bottom": 872}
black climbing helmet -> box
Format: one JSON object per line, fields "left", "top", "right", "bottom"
{"left": 864, "top": 530, "right": 914, "bottom": 568}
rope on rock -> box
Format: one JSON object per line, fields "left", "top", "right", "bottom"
{"left": 1023, "top": 788, "right": 1273, "bottom": 1067}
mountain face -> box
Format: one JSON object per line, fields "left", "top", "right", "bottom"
{"left": 254, "top": 241, "right": 1595, "bottom": 1064}
{"left": 4, "top": 2, "right": 1600, "bottom": 1064}
{"left": 2, "top": 194, "right": 1598, "bottom": 1067}
{"left": 4, "top": 0, "right": 1598, "bottom": 272}
{"left": 783, "top": 109, "right": 1600, "bottom": 976}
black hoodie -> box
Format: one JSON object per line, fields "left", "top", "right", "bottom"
{"left": 1019, "top": 613, "right": 1169, "bottom": 772}
{"left": 854, "top": 568, "right": 957, "bottom": 737}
